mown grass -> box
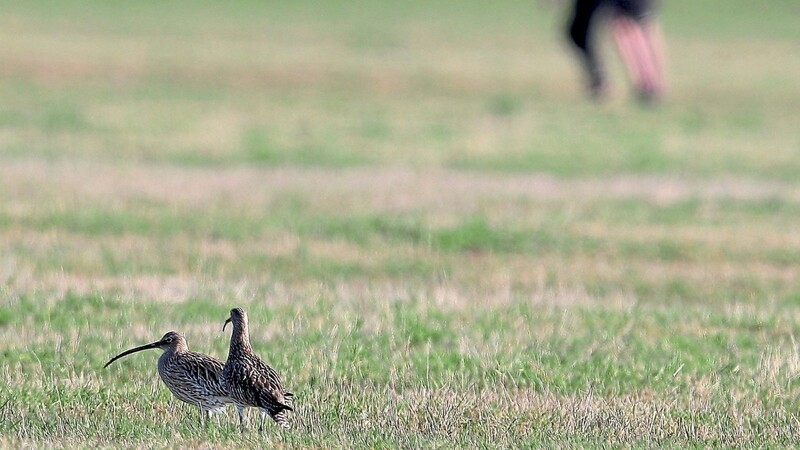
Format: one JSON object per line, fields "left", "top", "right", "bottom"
{"left": 3, "top": 287, "right": 800, "bottom": 447}
{"left": 1, "top": 0, "right": 800, "bottom": 448}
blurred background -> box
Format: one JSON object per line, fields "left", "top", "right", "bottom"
{"left": 0, "top": 0, "right": 796, "bottom": 172}
{"left": 1, "top": 0, "right": 800, "bottom": 447}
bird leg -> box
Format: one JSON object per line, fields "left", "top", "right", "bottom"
{"left": 236, "top": 405, "right": 246, "bottom": 432}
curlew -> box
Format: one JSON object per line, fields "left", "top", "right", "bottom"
{"left": 104, "top": 331, "right": 231, "bottom": 424}
{"left": 222, "top": 307, "right": 293, "bottom": 430}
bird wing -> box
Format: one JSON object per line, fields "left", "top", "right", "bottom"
{"left": 245, "top": 354, "right": 291, "bottom": 411}
{"left": 177, "top": 352, "right": 229, "bottom": 399}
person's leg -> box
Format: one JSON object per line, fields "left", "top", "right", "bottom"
{"left": 610, "top": 0, "right": 665, "bottom": 101}
{"left": 611, "top": 15, "right": 664, "bottom": 101}
{"left": 644, "top": 18, "right": 666, "bottom": 96}
{"left": 567, "top": 0, "right": 608, "bottom": 97}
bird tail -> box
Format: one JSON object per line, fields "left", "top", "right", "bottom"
{"left": 283, "top": 391, "right": 294, "bottom": 407}
{"left": 260, "top": 392, "right": 293, "bottom": 428}
{"left": 271, "top": 404, "right": 292, "bottom": 429}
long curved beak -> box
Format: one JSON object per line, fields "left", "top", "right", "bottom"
{"left": 223, "top": 317, "right": 232, "bottom": 332}
{"left": 103, "top": 340, "right": 163, "bottom": 368}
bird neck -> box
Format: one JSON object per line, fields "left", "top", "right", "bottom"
{"left": 160, "top": 341, "right": 188, "bottom": 362}
{"left": 230, "top": 322, "right": 252, "bottom": 354}
{"left": 173, "top": 340, "right": 189, "bottom": 353}
{"left": 158, "top": 348, "right": 175, "bottom": 370}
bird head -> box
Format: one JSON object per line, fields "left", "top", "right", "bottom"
{"left": 103, "top": 331, "right": 186, "bottom": 368}
{"left": 223, "top": 307, "right": 247, "bottom": 332}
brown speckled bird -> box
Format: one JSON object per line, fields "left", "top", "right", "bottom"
{"left": 222, "top": 307, "right": 293, "bottom": 430}
{"left": 104, "top": 331, "right": 231, "bottom": 424}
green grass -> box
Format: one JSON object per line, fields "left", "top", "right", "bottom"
{"left": 1, "top": 0, "right": 800, "bottom": 447}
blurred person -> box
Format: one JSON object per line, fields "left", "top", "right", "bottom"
{"left": 566, "top": 0, "right": 665, "bottom": 102}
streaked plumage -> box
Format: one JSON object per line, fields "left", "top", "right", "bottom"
{"left": 222, "top": 307, "right": 293, "bottom": 430}
{"left": 104, "top": 331, "right": 231, "bottom": 422}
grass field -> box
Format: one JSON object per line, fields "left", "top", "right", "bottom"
{"left": 1, "top": 0, "right": 799, "bottom": 447}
